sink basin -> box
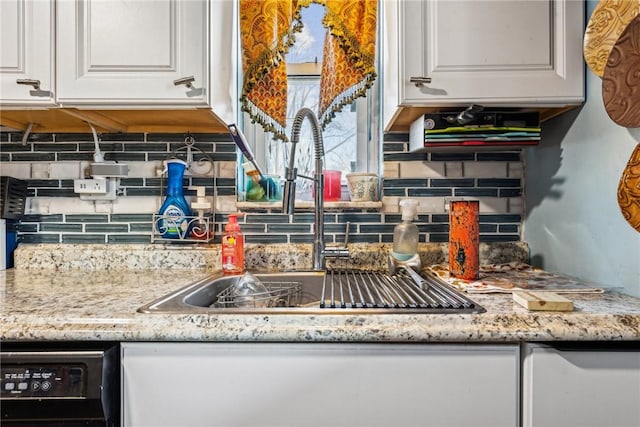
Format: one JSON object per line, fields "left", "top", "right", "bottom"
{"left": 138, "top": 270, "right": 485, "bottom": 314}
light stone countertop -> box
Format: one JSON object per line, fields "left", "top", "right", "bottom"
{"left": 2, "top": 266, "right": 640, "bottom": 343}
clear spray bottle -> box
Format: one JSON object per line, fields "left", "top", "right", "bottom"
{"left": 392, "top": 199, "right": 420, "bottom": 261}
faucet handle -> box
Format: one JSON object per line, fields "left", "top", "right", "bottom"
{"left": 323, "top": 247, "right": 350, "bottom": 259}
{"left": 323, "top": 222, "right": 351, "bottom": 260}
{"left": 343, "top": 222, "right": 351, "bottom": 246}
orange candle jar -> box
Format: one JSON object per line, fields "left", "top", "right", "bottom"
{"left": 449, "top": 200, "right": 479, "bottom": 280}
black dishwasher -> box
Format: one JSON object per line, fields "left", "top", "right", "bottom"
{"left": 1, "top": 342, "right": 120, "bottom": 427}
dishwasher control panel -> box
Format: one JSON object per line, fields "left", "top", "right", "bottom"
{"left": 1, "top": 365, "right": 85, "bottom": 398}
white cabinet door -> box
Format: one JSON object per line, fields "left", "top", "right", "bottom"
{"left": 0, "top": 0, "right": 55, "bottom": 106}
{"left": 522, "top": 343, "right": 640, "bottom": 427}
{"left": 56, "top": 0, "right": 209, "bottom": 107}
{"left": 400, "top": 0, "right": 584, "bottom": 105}
{"left": 383, "top": 0, "right": 584, "bottom": 129}
{"left": 122, "top": 342, "right": 519, "bottom": 427}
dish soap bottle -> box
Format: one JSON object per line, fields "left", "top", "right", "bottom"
{"left": 392, "top": 199, "right": 420, "bottom": 261}
{"left": 222, "top": 213, "right": 245, "bottom": 275}
{"left": 157, "top": 159, "right": 193, "bottom": 239}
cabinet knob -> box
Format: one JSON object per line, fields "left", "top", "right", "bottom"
{"left": 16, "top": 79, "right": 41, "bottom": 90}
{"left": 409, "top": 76, "right": 432, "bottom": 87}
{"left": 173, "top": 76, "right": 196, "bottom": 89}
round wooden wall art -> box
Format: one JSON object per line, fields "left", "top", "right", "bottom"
{"left": 584, "top": 0, "right": 640, "bottom": 77}
{"left": 618, "top": 143, "right": 640, "bottom": 232}
{"left": 602, "top": 13, "right": 640, "bottom": 128}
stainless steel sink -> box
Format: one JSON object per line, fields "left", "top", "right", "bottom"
{"left": 137, "top": 270, "right": 485, "bottom": 314}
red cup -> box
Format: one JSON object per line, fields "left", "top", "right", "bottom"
{"left": 323, "top": 170, "right": 342, "bottom": 201}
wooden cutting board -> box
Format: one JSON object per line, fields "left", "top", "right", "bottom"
{"left": 513, "top": 291, "right": 574, "bottom": 312}
{"left": 584, "top": 0, "right": 640, "bottom": 77}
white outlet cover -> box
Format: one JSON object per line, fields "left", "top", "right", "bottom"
{"left": 74, "top": 179, "right": 107, "bottom": 194}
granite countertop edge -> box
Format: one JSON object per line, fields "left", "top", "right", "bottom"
{"left": 2, "top": 314, "right": 639, "bottom": 343}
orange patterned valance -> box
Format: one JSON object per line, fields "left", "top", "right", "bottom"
{"left": 318, "top": 0, "right": 377, "bottom": 128}
{"left": 239, "top": 0, "right": 377, "bottom": 141}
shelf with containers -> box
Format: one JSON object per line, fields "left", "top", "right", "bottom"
{"left": 151, "top": 137, "right": 216, "bottom": 243}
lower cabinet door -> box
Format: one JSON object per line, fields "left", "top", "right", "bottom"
{"left": 122, "top": 342, "right": 518, "bottom": 427}
{"left": 522, "top": 343, "right": 640, "bottom": 427}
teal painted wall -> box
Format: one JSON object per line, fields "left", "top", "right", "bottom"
{"left": 524, "top": 0, "right": 640, "bottom": 297}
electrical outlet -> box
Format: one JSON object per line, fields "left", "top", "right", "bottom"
{"left": 74, "top": 179, "right": 107, "bottom": 194}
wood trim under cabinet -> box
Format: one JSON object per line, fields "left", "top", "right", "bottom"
{"left": 0, "top": 108, "right": 229, "bottom": 134}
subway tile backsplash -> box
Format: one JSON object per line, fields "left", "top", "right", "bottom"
{"left": 0, "top": 131, "right": 523, "bottom": 245}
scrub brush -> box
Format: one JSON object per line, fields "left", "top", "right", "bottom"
{"left": 228, "top": 123, "right": 278, "bottom": 197}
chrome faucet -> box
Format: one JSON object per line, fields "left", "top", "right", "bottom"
{"left": 283, "top": 108, "right": 350, "bottom": 271}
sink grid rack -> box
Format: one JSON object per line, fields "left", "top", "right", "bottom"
{"left": 320, "top": 269, "right": 481, "bottom": 311}
{"left": 214, "top": 281, "right": 303, "bottom": 308}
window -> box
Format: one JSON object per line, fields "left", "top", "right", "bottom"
{"left": 240, "top": 3, "right": 379, "bottom": 201}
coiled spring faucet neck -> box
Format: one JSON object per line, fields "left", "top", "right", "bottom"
{"left": 289, "top": 108, "right": 325, "bottom": 158}
{"left": 283, "top": 108, "right": 348, "bottom": 270}
{"left": 285, "top": 108, "right": 324, "bottom": 189}
{"left": 283, "top": 108, "right": 325, "bottom": 216}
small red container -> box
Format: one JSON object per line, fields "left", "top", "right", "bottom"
{"left": 323, "top": 170, "right": 342, "bottom": 201}
{"left": 449, "top": 200, "right": 479, "bottom": 280}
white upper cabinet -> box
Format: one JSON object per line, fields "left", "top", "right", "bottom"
{"left": 56, "top": 0, "right": 209, "bottom": 107}
{"left": 383, "top": 0, "right": 585, "bottom": 130}
{"left": 0, "top": 0, "right": 55, "bottom": 106}
{"left": 0, "top": 0, "right": 236, "bottom": 132}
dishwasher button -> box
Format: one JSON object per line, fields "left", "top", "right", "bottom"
{"left": 69, "top": 367, "right": 83, "bottom": 384}
{"left": 18, "top": 382, "right": 28, "bottom": 390}
{"left": 41, "top": 381, "right": 52, "bottom": 391}
{"left": 31, "top": 381, "right": 41, "bottom": 391}
{"left": 4, "top": 382, "right": 15, "bottom": 391}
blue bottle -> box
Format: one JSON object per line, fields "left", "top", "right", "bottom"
{"left": 157, "top": 159, "right": 193, "bottom": 239}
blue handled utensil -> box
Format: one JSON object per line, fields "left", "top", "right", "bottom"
{"left": 228, "top": 124, "right": 278, "bottom": 198}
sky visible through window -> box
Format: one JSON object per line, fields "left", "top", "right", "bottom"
{"left": 274, "top": 3, "right": 358, "bottom": 197}
{"left": 286, "top": 3, "right": 325, "bottom": 64}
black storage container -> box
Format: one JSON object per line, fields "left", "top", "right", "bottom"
{"left": 1, "top": 176, "right": 28, "bottom": 220}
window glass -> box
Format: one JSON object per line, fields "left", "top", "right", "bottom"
{"left": 241, "top": 3, "right": 378, "bottom": 201}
